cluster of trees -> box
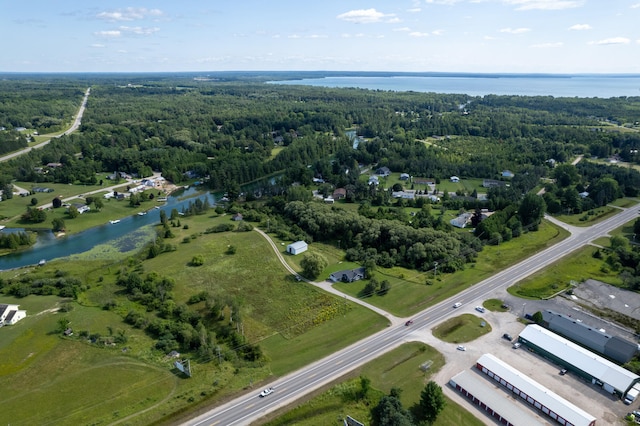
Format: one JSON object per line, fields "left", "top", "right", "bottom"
{"left": 0, "top": 269, "right": 82, "bottom": 298}
{"left": 283, "top": 201, "right": 481, "bottom": 272}
{"left": 370, "top": 382, "right": 446, "bottom": 426}
{"left": 118, "top": 269, "right": 262, "bottom": 361}
{"left": 0, "top": 231, "right": 34, "bottom": 250}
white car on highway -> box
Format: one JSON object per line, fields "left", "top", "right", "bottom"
{"left": 453, "top": 302, "right": 462, "bottom": 308}
{"left": 259, "top": 387, "right": 274, "bottom": 397}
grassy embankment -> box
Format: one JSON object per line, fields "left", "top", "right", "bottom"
{"left": 262, "top": 342, "right": 484, "bottom": 426}
{"left": 330, "top": 218, "right": 568, "bottom": 317}
{"left": 509, "top": 216, "right": 638, "bottom": 299}
{"left": 0, "top": 210, "right": 388, "bottom": 425}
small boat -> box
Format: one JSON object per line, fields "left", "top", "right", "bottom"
{"left": 109, "top": 219, "right": 121, "bottom": 224}
{"left": 38, "top": 259, "right": 46, "bottom": 266}
{"left": 137, "top": 211, "right": 147, "bottom": 216}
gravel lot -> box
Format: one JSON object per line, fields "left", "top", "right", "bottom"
{"left": 406, "top": 286, "right": 636, "bottom": 425}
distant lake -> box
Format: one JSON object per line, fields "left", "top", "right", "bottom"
{"left": 270, "top": 74, "right": 640, "bottom": 98}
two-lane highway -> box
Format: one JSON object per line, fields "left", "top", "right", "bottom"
{"left": 187, "top": 204, "right": 638, "bottom": 425}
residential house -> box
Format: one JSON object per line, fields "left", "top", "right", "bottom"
{"left": 376, "top": 166, "right": 391, "bottom": 177}
{"left": 392, "top": 190, "right": 416, "bottom": 199}
{"left": 368, "top": 175, "right": 379, "bottom": 185}
{"left": 287, "top": 241, "right": 308, "bottom": 255}
{"left": 329, "top": 268, "right": 366, "bottom": 283}
{"left": 400, "top": 173, "right": 410, "bottom": 181}
{"left": 501, "top": 170, "right": 515, "bottom": 178}
{"left": 232, "top": 213, "right": 243, "bottom": 221}
{"left": 450, "top": 176, "right": 460, "bottom": 183}
{"left": 482, "top": 179, "right": 504, "bottom": 188}
{"left": 332, "top": 188, "right": 347, "bottom": 200}
{"left": 0, "top": 304, "right": 26, "bottom": 326}
{"left": 450, "top": 212, "right": 472, "bottom": 228}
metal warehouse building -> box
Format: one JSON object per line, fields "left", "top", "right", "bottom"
{"left": 475, "top": 354, "right": 596, "bottom": 426}
{"left": 449, "top": 369, "right": 546, "bottom": 426}
{"left": 519, "top": 324, "right": 640, "bottom": 399}
{"left": 541, "top": 310, "right": 637, "bottom": 364}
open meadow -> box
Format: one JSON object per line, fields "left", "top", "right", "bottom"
{"left": 0, "top": 209, "right": 388, "bottom": 425}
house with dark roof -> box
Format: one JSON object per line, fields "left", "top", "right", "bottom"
{"left": 376, "top": 166, "right": 391, "bottom": 177}
{"left": 329, "top": 268, "right": 366, "bottom": 283}
{"left": 400, "top": 173, "right": 410, "bottom": 181}
{"left": 0, "top": 304, "right": 26, "bottom": 326}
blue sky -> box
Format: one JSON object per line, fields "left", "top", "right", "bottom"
{"left": 1, "top": 0, "right": 639, "bottom": 73}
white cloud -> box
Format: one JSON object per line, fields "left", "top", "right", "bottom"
{"left": 631, "top": 3, "right": 640, "bottom": 8}
{"left": 531, "top": 42, "right": 563, "bottom": 48}
{"left": 91, "top": 43, "right": 105, "bottom": 48}
{"left": 499, "top": 27, "right": 531, "bottom": 34}
{"left": 484, "top": 35, "right": 499, "bottom": 40}
{"left": 568, "top": 24, "right": 591, "bottom": 30}
{"left": 409, "top": 32, "right": 430, "bottom": 37}
{"left": 503, "top": 0, "right": 583, "bottom": 11}
{"left": 407, "top": 8, "right": 422, "bottom": 13}
{"left": 337, "top": 9, "right": 397, "bottom": 24}
{"left": 119, "top": 26, "right": 160, "bottom": 36}
{"left": 307, "top": 34, "right": 328, "bottom": 39}
{"left": 97, "top": 7, "right": 163, "bottom": 22}
{"left": 95, "top": 30, "right": 121, "bottom": 38}
{"left": 588, "top": 37, "right": 630, "bottom": 45}
{"left": 432, "top": 29, "right": 444, "bottom": 36}
{"left": 394, "top": 27, "right": 411, "bottom": 32}
{"left": 425, "top": 0, "right": 462, "bottom": 4}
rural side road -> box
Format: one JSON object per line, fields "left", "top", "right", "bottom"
{"left": 0, "top": 87, "right": 90, "bottom": 163}
{"left": 253, "top": 228, "right": 402, "bottom": 325}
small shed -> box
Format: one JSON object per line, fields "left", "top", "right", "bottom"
{"left": 287, "top": 241, "right": 308, "bottom": 255}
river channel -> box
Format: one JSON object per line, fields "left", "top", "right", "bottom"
{"left": 0, "top": 187, "right": 217, "bottom": 271}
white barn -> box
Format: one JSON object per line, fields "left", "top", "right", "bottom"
{"left": 287, "top": 241, "right": 308, "bottom": 255}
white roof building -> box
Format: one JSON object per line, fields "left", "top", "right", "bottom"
{"left": 476, "top": 353, "right": 596, "bottom": 426}
{"left": 519, "top": 324, "right": 640, "bottom": 398}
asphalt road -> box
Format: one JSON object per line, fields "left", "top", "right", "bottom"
{"left": 0, "top": 87, "right": 90, "bottom": 163}
{"left": 185, "top": 205, "right": 639, "bottom": 426}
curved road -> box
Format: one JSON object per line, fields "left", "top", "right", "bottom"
{"left": 186, "top": 204, "right": 639, "bottom": 426}
{"left": 0, "top": 87, "right": 90, "bottom": 163}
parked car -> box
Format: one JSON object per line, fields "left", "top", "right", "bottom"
{"left": 475, "top": 306, "right": 485, "bottom": 313}
{"left": 453, "top": 302, "right": 462, "bottom": 308}
{"left": 259, "top": 387, "right": 274, "bottom": 397}
{"left": 512, "top": 342, "right": 521, "bottom": 349}
{"left": 405, "top": 320, "right": 414, "bottom": 326}
{"left": 502, "top": 333, "right": 513, "bottom": 341}
{"left": 559, "top": 369, "right": 567, "bottom": 376}
{"left": 457, "top": 345, "right": 466, "bottom": 351}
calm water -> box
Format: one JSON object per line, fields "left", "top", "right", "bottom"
{"left": 0, "top": 187, "right": 217, "bottom": 271}
{"left": 271, "top": 75, "right": 640, "bottom": 98}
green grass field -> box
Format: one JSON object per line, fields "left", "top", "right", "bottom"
{"left": 263, "top": 342, "right": 483, "bottom": 426}
{"left": 432, "top": 313, "right": 492, "bottom": 343}
{"left": 1, "top": 210, "right": 389, "bottom": 425}
{"left": 334, "top": 220, "right": 568, "bottom": 316}
{"left": 509, "top": 244, "right": 622, "bottom": 299}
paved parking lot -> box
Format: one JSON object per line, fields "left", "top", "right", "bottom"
{"left": 408, "top": 292, "right": 633, "bottom": 425}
